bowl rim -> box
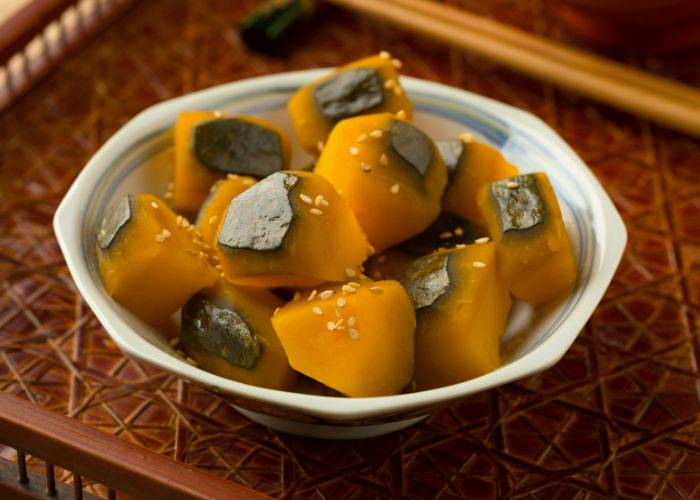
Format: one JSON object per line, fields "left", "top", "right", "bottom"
{"left": 53, "top": 69, "right": 627, "bottom": 420}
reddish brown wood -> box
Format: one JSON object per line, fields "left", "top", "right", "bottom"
{"left": 0, "top": 392, "right": 267, "bottom": 500}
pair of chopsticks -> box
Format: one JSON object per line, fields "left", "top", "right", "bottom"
{"left": 326, "top": 0, "right": 700, "bottom": 139}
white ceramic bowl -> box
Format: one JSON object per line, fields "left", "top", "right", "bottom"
{"left": 53, "top": 70, "right": 626, "bottom": 439}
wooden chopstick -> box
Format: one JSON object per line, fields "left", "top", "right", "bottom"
{"left": 325, "top": 0, "right": 700, "bottom": 138}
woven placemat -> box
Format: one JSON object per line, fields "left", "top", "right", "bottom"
{"left": 0, "top": 0, "right": 698, "bottom": 497}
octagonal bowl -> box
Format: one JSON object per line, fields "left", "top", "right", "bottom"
{"left": 53, "top": 70, "right": 626, "bottom": 439}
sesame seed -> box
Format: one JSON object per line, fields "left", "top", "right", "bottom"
{"left": 299, "top": 193, "right": 313, "bottom": 204}
{"left": 317, "top": 141, "right": 325, "bottom": 152}
{"left": 319, "top": 290, "right": 334, "bottom": 300}
{"left": 243, "top": 179, "right": 255, "bottom": 186}
{"left": 384, "top": 79, "right": 396, "bottom": 89}
{"left": 439, "top": 232, "right": 453, "bottom": 239}
{"left": 273, "top": 307, "right": 280, "bottom": 317}
{"left": 208, "top": 215, "right": 218, "bottom": 225}
{"left": 473, "top": 261, "right": 486, "bottom": 268}
{"left": 370, "top": 286, "right": 384, "bottom": 295}
{"left": 368, "top": 244, "right": 376, "bottom": 255}
{"left": 197, "top": 251, "right": 207, "bottom": 259}
{"left": 337, "top": 297, "right": 347, "bottom": 308}
{"left": 358, "top": 133, "right": 367, "bottom": 142}
{"left": 310, "top": 208, "right": 323, "bottom": 216}
{"left": 162, "top": 229, "right": 172, "bottom": 238}
{"left": 347, "top": 281, "right": 361, "bottom": 288}
{"left": 337, "top": 190, "right": 346, "bottom": 199}
{"left": 150, "top": 201, "right": 158, "bottom": 209}
{"left": 362, "top": 164, "right": 372, "bottom": 172}
{"left": 164, "top": 192, "right": 173, "bottom": 199}
{"left": 393, "top": 86, "right": 403, "bottom": 96}
{"left": 186, "top": 357, "right": 198, "bottom": 366}
{"left": 169, "top": 337, "right": 180, "bottom": 346}
{"left": 176, "top": 350, "right": 186, "bottom": 357}
{"left": 372, "top": 271, "right": 383, "bottom": 280}
{"left": 293, "top": 291, "right": 301, "bottom": 301}
{"left": 335, "top": 307, "right": 343, "bottom": 318}
{"left": 312, "top": 306, "right": 323, "bottom": 316}
{"left": 475, "top": 236, "right": 490, "bottom": 244}
{"left": 227, "top": 173, "right": 239, "bottom": 180}
{"left": 370, "top": 130, "right": 383, "bottom": 138}
{"left": 456, "top": 243, "right": 467, "bottom": 249}
{"left": 349, "top": 147, "right": 359, "bottom": 156}
{"left": 308, "top": 290, "right": 318, "bottom": 301}
{"left": 396, "top": 110, "right": 407, "bottom": 119}
{"left": 341, "top": 284, "right": 356, "bottom": 294}
{"left": 380, "top": 154, "right": 388, "bottom": 165}
{"left": 379, "top": 50, "right": 391, "bottom": 59}
{"left": 392, "top": 58, "right": 402, "bottom": 68}
{"left": 155, "top": 234, "right": 165, "bottom": 243}
{"left": 314, "top": 195, "right": 324, "bottom": 207}
{"left": 181, "top": 218, "right": 190, "bottom": 228}
{"left": 213, "top": 111, "right": 222, "bottom": 118}
{"left": 454, "top": 227, "right": 464, "bottom": 236}
{"left": 215, "top": 264, "right": 223, "bottom": 270}
{"left": 459, "top": 132, "right": 474, "bottom": 143}
{"left": 390, "top": 184, "right": 400, "bottom": 194}
{"left": 506, "top": 181, "right": 520, "bottom": 189}
{"left": 348, "top": 316, "right": 356, "bottom": 327}
{"left": 326, "top": 321, "right": 336, "bottom": 331}
{"left": 335, "top": 318, "right": 345, "bottom": 328}
{"left": 345, "top": 268, "right": 356, "bottom": 277}
{"left": 349, "top": 329, "right": 360, "bottom": 340}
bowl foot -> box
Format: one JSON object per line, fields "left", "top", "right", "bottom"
{"left": 233, "top": 406, "right": 428, "bottom": 439}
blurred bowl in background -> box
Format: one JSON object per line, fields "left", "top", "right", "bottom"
{"left": 555, "top": 0, "right": 700, "bottom": 51}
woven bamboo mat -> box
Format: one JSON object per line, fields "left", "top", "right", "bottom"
{"left": 0, "top": 0, "right": 699, "bottom": 497}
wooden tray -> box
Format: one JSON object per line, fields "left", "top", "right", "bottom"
{"left": 0, "top": 0, "right": 698, "bottom": 497}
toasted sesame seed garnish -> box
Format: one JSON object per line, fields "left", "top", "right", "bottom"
{"left": 208, "top": 215, "right": 218, "bottom": 225}
{"left": 369, "top": 286, "right": 384, "bottom": 295}
{"left": 215, "top": 264, "right": 223, "bottom": 270}
{"left": 99, "top": 229, "right": 106, "bottom": 236}
{"left": 220, "top": 272, "right": 225, "bottom": 278}
{"left": 337, "top": 297, "right": 347, "bottom": 308}
{"left": 380, "top": 154, "right": 388, "bottom": 165}
{"left": 384, "top": 79, "right": 396, "bottom": 89}
{"left": 164, "top": 191, "right": 173, "bottom": 199}
{"left": 379, "top": 50, "right": 391, "bottom": 59}
{"left": 345, "top": 268, "right": 356, "bottom": 277}
{"left": 314, "top": 195, "right": 324, "bottom": 207}
{"left": 227, "top": 173, "right": 239, "bottom": 180}
{"left": 362, "top": 164, "right": 372, "bottom": 172}
{"left": 326, "top": 321, "right": 336, "bottom": 331}
{"left": 317, "top": 141, "right": 325, "bottom": 153}
{"left": 337, "top": 190, "right": 346, "bottom": 199}
{"left": 169, "top": 337, "right": 180, "bottom": 346}
{"left": 370, "top": 129, "right": 383, "bottom": 138}
{"left": 335, "top": 307, "right": 343, "bottom": 318}
{"left": 310, "top": 208, "right": 323, "bottom": 216}
{"left": 390, "top": 183, "right": 400, "bottom": 194}
{"left": 308, "top": 290, "right": 318, "bottom": 301}
{"left": 475, "top": 236, "right": 490, "bottom": 244}
{"left": 243, "top": 179, "right": 255, "bottom": 186}
{"left": 347, "top": 281, "right": 361, "bottom": 288}
{"left": 299, "top": 193, "right": 312, "bottom": 204}
{"left": 392, "top": 58, "right": 402, "bottom": 68}
{"left": 186, "top": 357, "right": 198, "bottom": 366}
{"left": 213, "top": 111, "right": 222, "bottom": 118}
{"left": 368, "top": 244, "right": 376, "bottom": 255}
{"left": 396, "top": 109, "right": 407, "bottom": 119}
{"left": 349, "top": 329, "right": 360, "bottom": 340}
{"left": 312, "top": 306, "right": 323, "bottom": 316}
{"left": 459, "top": 132, "right": 474, "bottom": 143}
{"left": 155, "top": 234, "right": 165, "bottom": 243}
{"left": 293, "top": 291, "right": 301, "bottom": 301}
{"left": 273, "top": 307, "right": 280, "bottom": 317}
{"left": 439, "top": 232, "right": 453, "bottom": 239}
{"left": 162, "top": 229, "right": 172, "bottom": 238}
{"left": 150, "top": 201, "right": 158, "bottom": 209}
{"left": 454, "top": 227, "right": 464, "bottom": 236}
{"left": 372, "top": 271, "right": 383, "bottom": 280}
{"left": 181, "top": 218, "right": 190, "bottom": 228}
{"left": 176, "top": 350, "right": 185, "bottom": 357}
{"left": 348, "top": 316, "right": 356, "bottom": 327}
{"left": 335, "top": 318, "right": 345, "bottom": 328}
{"left": 473, "top": 261, "right": 486, "bottom": 268}
{"left": 506, "top": 181, "right": 520, "bottom": 189}
{"left": 393, "top": 86, "right": 403, "bottom": 96}
{"left": 197, "top": 251, "right": 207, "bottom": 259}
{"left": 377, "top": 255, "right": 387, "bottom": 263}
{"left": 319, "top": 290, "right": 334, "bottom": 300}
{"left": 456, "top": 243, "right": 467, "bottom": 249}
{"left": 341, "top": 284, "right": 356, "bottom": 294}
{"left": 358, "top": 133, "right": 368, "bottom": 142}
{"left": 349, "top": 147, "right": 359, "bottom": 156}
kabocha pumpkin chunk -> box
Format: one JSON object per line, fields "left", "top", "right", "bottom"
{"left": 180, "top": 281, "right": 297, "bottom": 390}
{"left": 96, "top": 194, "right": 218, "bottom": 325}
{"left": 173, "top": 111, "right": 291, "bottom": 212}
{"left": 400, "top": 244, "right": 511, "bottom": 390}
{"left": 288, "top": 53, "right": 413, "bottom": 156}
{"left": 216, "top": 171, "right": 369, "bottom": 288}
{"left": 477, "top": 173, "right": 577, "bottom": 305}
{"left": 440, "top": 138, "right": 518, "bottom": 225}
{"left": 195, "top": 175, "right": 257, "bottom": 246}
{"left": 315, "top": 113, "right": 447, "bottom": 252}
{"left": 272, "top": 280, "right": 415, "bottom": 397}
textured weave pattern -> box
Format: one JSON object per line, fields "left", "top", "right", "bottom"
{"left": 0, "top": 0, "right": 699, "bottom": 497}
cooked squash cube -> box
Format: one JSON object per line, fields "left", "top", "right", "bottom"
{"left": 314, "top": 113, "right": 447, "bottom": 252}
{"left": 181, "top": 281, "right": 297, "bottom": 390}
{"left": 288, "top": 54, "right": 413, "bottom": 156}
{"left": 477, "top": 173, "right": 577, "bottom": 305}
{"left": 272, "top": 280, "right": 415, "bottom": 397}
{"left": 401, "top": 243, "right": 511, "bottom": 390}
{"left": 440, "top": 139, "right": 518, "bottom": 225}
{"left": 215, "top": 171, "right": 369, "bottom": 288}
{"left": 96, "top": 194, "right": 218, "bottom": 325}
{"left": 173, "top": 111, "right": 291, "bottom": 212}
{"left": 195, "top": 175, "right": 257, "bottom": 246}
